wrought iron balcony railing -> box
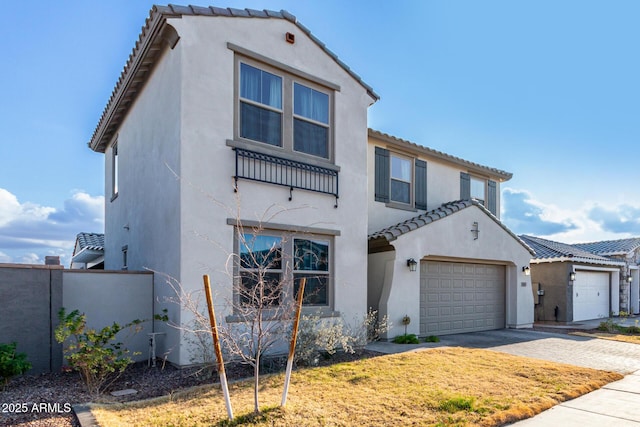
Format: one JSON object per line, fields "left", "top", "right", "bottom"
{"left": 233, "top": 147, "right": 339, "bottom": 207}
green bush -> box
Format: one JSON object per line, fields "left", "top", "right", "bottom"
{"left": 425, "top": 335, "right": 440, "bottom": 343}
{"left": 0, "top": 342, "right": 31, "bottom": 390}
{"left": 392, "top": 334, "right": 420, "bottom": 344}
{"left": 55, "top": 308, "right": 168, "bottom": 395}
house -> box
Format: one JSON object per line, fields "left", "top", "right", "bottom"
{"left": 521, "top": 235, "right": 639, "bottom": 322}
{"left": 88, "top": 5, "right": 378, "bottom": 366}
{"left": 70, "top": 232, "right": 105, "bottom": 269}
{"left": 367, "top": 130, "right": 535, "bottom": 338}
{"left": 87, "top": 5, "right": 537, "bottom": 365}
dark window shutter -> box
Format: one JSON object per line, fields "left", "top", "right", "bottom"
{"left": 375, "top": 147, "right": 390, "bottom": 203}
{"left": 460, "top": 172, "right": 470, "bottom": 200}
{"left": 487, "top": 180, "right": 497, "bottom": 215}
{"left": 414, "top": 159, "right": 427, "bottom": 210}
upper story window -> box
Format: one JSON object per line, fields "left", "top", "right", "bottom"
{"left": 460, "top": 172, "right": 497, "bottom": 216}
{"left": 470, "top": 177, "right": 486, "bottom": 205}
{"left": 294, "top": 83, "right": 329, "bottom": 158}
{"left": 236, "top": 58, "right": 333, "bottom": 160}
{"left": 240, "top": 63, "right": 282, "bottom": 147}
{"left": 375, "top": 147, "right": 427, "bottom": 210}
{"left": 111, "top": 142, "right": 119, "bottom": 200}
{"left": 390, "top": 155, "right": 412, "bottom": 204}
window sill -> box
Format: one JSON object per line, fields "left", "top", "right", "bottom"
{"left": 225, "top": 309, "right": 340, "bottom": 323}
{"left": 384, "top": 201, "right": 417, "bottom": 212}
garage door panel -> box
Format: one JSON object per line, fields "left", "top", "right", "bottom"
{"left": 420, "top": 261, "right": 505, "bottom": 336}
{"left": 573, "top": 271, "right": 609, "bottom": 321}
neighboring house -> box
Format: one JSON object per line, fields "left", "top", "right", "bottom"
{"left": 367, "top": 130, "right": 535, "bottom": 338}
{"left": 70, "top": 232, "right": 105, "bottom": 270}
{"left": 520, "top": 235, "right": 630, "bottom": 322}
{"left": 573, "top": 238, "right": 640, "bottom": 314}
{"left": 87, "top": 5, "right": 378, "bottom": 366}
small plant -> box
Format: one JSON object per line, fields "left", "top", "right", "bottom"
{"left": 597, "top": 318, "right": 617, "bottom": 333}
{"left": 0, "top": 342, "right": 31, "bottom": 390}
{"left": 438, "top": 396, "right": 475, "bottom": 413}
{"left": 392, "top": 334, "right": 420, "bottom": 344}
{"left": 55, "top": 308, "right": 168, "bottom": 395}
{"left": 364, "top": 308, "right": 390, "bottom": 343}
{"left": 425, "top": 335, "right": 440, "bottom": 343}
{"left": 295, "top": 313, "right": 357, "bottom": 366}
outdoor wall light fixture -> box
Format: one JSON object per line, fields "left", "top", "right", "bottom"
{"left": 569, "top": 272, "right": 576, "bottom": 281}
{"left": 522, "top": 266, "right": 531, "bottom": 276}
{"left": 628, "top": 275, "right": 634, "bottom": 283}
{"left": 407, "top": 258, "right": 418, "bottom": 272}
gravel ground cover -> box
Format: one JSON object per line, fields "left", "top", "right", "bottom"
{"left": 0, "top": 351, "right": 378, "bottom": 427}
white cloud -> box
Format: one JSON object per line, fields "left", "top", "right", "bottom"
{"left": 0, "top": 188, "right": 104, "bottom": 265}
{"left": 502, "top": 187, "right": 640, "bottom": 243}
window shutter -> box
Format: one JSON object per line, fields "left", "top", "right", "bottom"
{"left": 487, "top": 180, "right": 497, "bottom": 215}
{"left": 414, "top": 159, "right": 427, "bottom": 210}
{"left": 460, "top": 172, "right": 471, "bottom": 200}
{"left": 375, "top": 147, "right": 390, "bottom": 203}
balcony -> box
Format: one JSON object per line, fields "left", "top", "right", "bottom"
{"left": 233, "top": 147, "right": 339, "bottom": 207}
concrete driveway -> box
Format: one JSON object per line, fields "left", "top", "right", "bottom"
{"left": 367, "top": 328, "right": 640, "bottom": 425}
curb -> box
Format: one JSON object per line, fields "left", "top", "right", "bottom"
{"left": 73, "top": 404, "right": 99, "bottom": 427}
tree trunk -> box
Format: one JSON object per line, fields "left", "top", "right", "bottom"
{"left": 253, "top": 352, "right": 260, "bottom": 413}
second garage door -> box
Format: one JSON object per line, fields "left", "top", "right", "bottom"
{"left": 573, "top": 271, "right": 609, "bottom": 321}
{"left": 420, "top": 261, "right": 505, "bottom": 336}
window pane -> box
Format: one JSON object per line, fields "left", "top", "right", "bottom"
{"left": 391, "top": 156, "right": 411, "bottom": 181}
{"left": 471, "top": 178, "right": 485, "bottom": 201}
{"left": 294, "top": 275, "right": 328, "bottom": 305}
{"left": 294, "top": 239, "right": 329, "bottom": 271}
{"left": 240, "top": 102, "right": 282, "bottom": 146}
{"left": 391, "top": 179, "right": 410, "bottom": 204}
{"left": 240, "top": 63, "right": 281, "bottom": 109}
{"left": 240, "top": 234, "right": 282, "bottom": 269}
{"left": 294, "top": 83, "right": 328, "bottom": 124}
{"left": 294, "top": 118, "right": 328, "bottom": 158}
{"left": 240, "top": 272, "right": 281, "bottom": 306}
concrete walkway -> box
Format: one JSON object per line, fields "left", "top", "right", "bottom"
{"left": 367, "top": 325, "right": 640, "bottom": 425}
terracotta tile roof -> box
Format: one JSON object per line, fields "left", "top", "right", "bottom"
{"left": 368, "top": 129, "right": 513, "bottom": 181}
{"left": 89, "top": 4, "right": 379, "bottom": 152}
{"left": 369, "top": 200, "right": 534, "bottom": 254}
{"left": 519, "top": 235, "right": 625, "bottom": 266}
{"left": 75, "top": 232, "right": 105, "bottom": 252}
{"left": 572, "top": 237, "right": 640, "bottom": 257}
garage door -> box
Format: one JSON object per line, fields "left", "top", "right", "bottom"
{"left": 420, "top": 261, "right": 505, "bottom": 336}
{"left": 573, "top": 271, "right": 609, "bottom": 321}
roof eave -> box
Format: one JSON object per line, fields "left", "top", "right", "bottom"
{"left": 368, "top": 129, "right": 512, "bottom": 181}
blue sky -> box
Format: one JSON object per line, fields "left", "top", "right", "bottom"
{"left": 1, "top": 0, "right": 639, "bottom": 265}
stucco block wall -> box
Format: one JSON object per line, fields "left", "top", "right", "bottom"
{"left": 62, "top": 271, "right": 154, "bottom": 363}
{"left": 530, "top": 262, "right": 572, "bottom": 322}
{"left": 0, "top": 265, "right": 63, "bottom": 373}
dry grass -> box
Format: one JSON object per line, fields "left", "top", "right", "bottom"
{"left": 91, "top": 347, "right": 621, "bottom": 427}
{"left": 571, "top": 331, "right": 640, "bottom": 344}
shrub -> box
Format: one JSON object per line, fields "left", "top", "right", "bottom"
{"left": 55, "top": 308, "right": 168, "bottom": 395}
{"left": 425, "top": 335, "right": 440, "bottom": 343}
{"left": 295, "top": 314, "right": 356, "bottom": 366}
{"left": 392, "top": 334, "right": 420, "bottom": 344}
{"left": 0, "top": 342, "right": 31, "bottom": 390}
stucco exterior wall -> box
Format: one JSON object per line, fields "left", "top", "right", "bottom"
{"left": 530, "top": 262, "right": 572, "bottom": 322}
{"left": 103, "top": 37, "right": 183, "bottom": 361}
{"left": 373, "top": 206, "right": 533, "bottom": 338}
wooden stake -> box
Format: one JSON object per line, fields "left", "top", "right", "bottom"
{"left": 203, "top": 274, "right": 234, "bottom": 420}
{"left": 281, "top": 278, "right": 306, "bottom": 407}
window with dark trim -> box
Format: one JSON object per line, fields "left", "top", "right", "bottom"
{"left": 460, "top": 172, "right": 497, "bottom": 215}
{"left": 236, "top": 231, "right": 332, "bottom": 309}
{"left": 236, "top": 58, "right": 333, "bottom": 160}
{"left": 374, "top": 147, "right": 427, "bottom": 210}
{"left": 111, "top": 142, "right": 119, "bottom": 200}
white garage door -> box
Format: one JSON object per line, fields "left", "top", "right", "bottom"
{"left": 420, "top": 261, "right": 505, "bottom": 336}
{"left": 573, "top": 271, "right": 609, "bottom": 321}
